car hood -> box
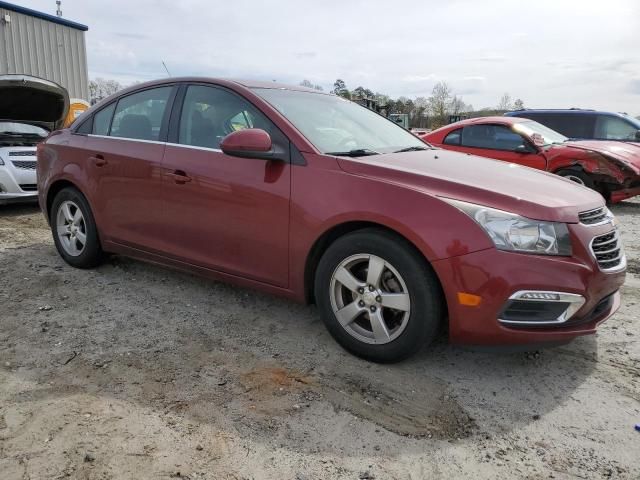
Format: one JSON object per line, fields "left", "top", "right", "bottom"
{"left": 337, "top": 149, "right": 604, "bottom": 223}
{"left": 0, "top": 75, "right": 69, "bottom": 131}
{"left": 557, "top": 140, "right": 640, "bottom": 174}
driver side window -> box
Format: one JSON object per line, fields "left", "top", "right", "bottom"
{"left": 178, "top": 85, "right": 271, "bottom": 149}
{"left": 461, "top": 124, "right": 528, "bottom": 151}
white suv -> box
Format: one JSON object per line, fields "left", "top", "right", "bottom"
{"left": 0, "top": 75, "right": 68, "bottom": 204}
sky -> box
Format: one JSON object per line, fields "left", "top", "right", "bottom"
{"left": 15, "top": 0, "right": 640, "bottom": 114}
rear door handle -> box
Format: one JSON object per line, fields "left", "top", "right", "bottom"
{"left": 166, "top": 170, "right": 192, "bottom": 184}
{"left": 90, "top": 154, "right": 107, "bottom": 167}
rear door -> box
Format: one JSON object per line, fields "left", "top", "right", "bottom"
{"left": 159, "top": 84, "right": 291, "bottom": 287}
{"left": 442, "top": 124, "right": 547, "bottom": 170}
{"left": 81, "top": 85, "right": 177, "bottom": 250}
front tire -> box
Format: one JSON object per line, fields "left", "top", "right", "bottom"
{"left": 51, "top": 187, "right": 104, "bottom": 268}
{"left": 314, "top": 229, "right": 443, "bottom": 363}
{"left": 556, "top": 168, "right": 596, "bottom": 190}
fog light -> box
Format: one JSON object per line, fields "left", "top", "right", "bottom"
{"left": 499, "top": 290, "right": 585, "bottom": 326}
{"left": 519, "top": 292, "right": 561, "bottom": 301}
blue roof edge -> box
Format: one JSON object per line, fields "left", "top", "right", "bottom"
{"left": 0, "top": 1, "right": 88, "bottom": 31}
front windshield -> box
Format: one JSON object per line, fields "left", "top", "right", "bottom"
{"left": 0, "top": 122, "right": 48, "bottom": 136}
{"left": 622, "top": 114, "right": 640, "bottom": 129}
{"left": 512, "top": 120, "right": 567, "bottom": 146}
{"left": 253, "top": 88, "right": 427, "bottom": 155}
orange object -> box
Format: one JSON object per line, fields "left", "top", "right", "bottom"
{"left": 457, "top": 292, "right": 482, "bottom": 306}
{"left": 64, "top": 99, "right": 90, "bottom": 127}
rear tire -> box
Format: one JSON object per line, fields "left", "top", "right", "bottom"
{"left": 51, "top": 187, "right": 105, "bottom": 268}
{"left": 314, "top": 229, "right": 443, "bottom": 363}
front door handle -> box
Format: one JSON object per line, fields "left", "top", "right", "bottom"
{"left": 90, "top": 154, "right": 107, "bottom": 167}
{"left": 166, "top": 170, "right": 192, "bottom": 184}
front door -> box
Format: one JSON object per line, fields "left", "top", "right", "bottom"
{"left": 160, "top": 84, "right": 291, "bottom": 287}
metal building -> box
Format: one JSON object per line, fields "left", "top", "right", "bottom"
{"left": 0, "top": 1, "right": 89, "bottom": 100}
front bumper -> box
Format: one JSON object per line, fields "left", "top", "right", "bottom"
{"left": 432, "top": 224, "right": 626, "bottom": 345}
{"left": 0, "top": 148, "right": 38, "bottom": 203}
{"left": 609, "top": 185, "right": 640, "bottom": 203}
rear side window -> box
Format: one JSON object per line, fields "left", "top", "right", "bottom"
{"left": 443, "top": 128, "right": 462, "bottom": 145}
{"left": 525, "top": 113, "right": 594, "bottom": 139}
{"left": 595, "top": 115, "right": 638, "bottom": 140}
{"left": 461, "top": 124, "right": 525, "bottom": 151}
{"left": 110, "top": 87, "right": 172, "bottom": 141}
{"left": 178, "top": 85, "right": 274, "bottom": 149}
{"left": 92, "top": 103, "right": 116, "bottom": 135}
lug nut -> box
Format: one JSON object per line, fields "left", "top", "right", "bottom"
{"left": 370, "top": 306, "right": 377, "bottom": 312}
{"left": 358, "top": 287, "right": 364, "bottom": 294}
{"left": 358, "top": 300, "right": 365, "bottom": 307}
{"left": 376, "top": 296, "right": 382, "bottom": 303}
{"left": 368, "top": 285, "right": 375, "bottom": 291}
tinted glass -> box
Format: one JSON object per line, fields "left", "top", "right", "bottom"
{"left": 110, "top": 87, "right": 172, "bottom": 141}
{"left": 443, "top": 129, "right": 462, "bottom": 145}
{"left": 92, "top": 103, "right": 116, "bottom": 136}
{"left": 595, "top": 115, "right": 638, "bottom": 140}
{"left": 461, "top": 124, "right": 526, "bottom": 150}
{"left": 253, "top": 88, "right": 426, "bottom": 154}
{"left": 178, "top": 85, "right": 272, "bottom": 149}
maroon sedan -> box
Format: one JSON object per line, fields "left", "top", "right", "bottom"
{"left": 422, "top": 116, "right": 640, "bottom": 203}
{"left": 37, "top": 78, "right": 626, "bottom": 362}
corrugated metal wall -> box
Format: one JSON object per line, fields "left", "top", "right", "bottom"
{"left": 0, "top": 7, "right": 89, "bottom": 100}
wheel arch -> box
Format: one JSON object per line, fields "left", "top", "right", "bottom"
{"left": 46, "top": 179, "right": 87, "bottom": 221}
{"left": 303, "top": 220, "right": 447, "bottom": 314}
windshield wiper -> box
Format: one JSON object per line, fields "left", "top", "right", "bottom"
{"left": 393, "top": 146, "right": 430, "bottom": 153}
{"left": 326, "top": 148, "right": 380, "bottom": 157}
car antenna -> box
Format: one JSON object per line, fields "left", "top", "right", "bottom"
{"left": 162, "top": 61, "right": 172, "bottom": 77}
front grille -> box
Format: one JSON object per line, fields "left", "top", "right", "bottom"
{"left": 12, "top": 160, "right": 37, "bottom": 170}
{"left": 19, "top": 184, "right": 38, "bottom": 192}
{"left": 579, "top": 207, "right": 607, "bottom": 225}
{"left": 8, "top": 151, "right": 36, "bottom": 157}
{"left": 591, "top": 230, "right": 624, "bottom": 270}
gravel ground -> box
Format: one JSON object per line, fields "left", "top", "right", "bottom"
{"left": 0, "top": 201, "right": 639, "bottom": 479}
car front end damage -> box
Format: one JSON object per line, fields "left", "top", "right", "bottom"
{"left": 548, "top": 142, "right": 640, "bottom": 203}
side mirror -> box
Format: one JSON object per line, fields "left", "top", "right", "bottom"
{"left": 220, "top": 128, "right": 275, "bottom": 160}
{"left": 514, "top": 144, "right": 533, "bottom": 154}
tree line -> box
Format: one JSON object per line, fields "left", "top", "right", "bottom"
{"left": 326, "top": 78, "right": 525, "bottom": 129}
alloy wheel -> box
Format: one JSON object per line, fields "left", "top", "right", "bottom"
{"left": 56, "top": 200, "right": 87, "bottom": 257}
{"left": 329, "top": 254, "right": 411, "bottom": 345}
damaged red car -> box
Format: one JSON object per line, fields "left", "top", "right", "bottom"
{"left": 422, "top": 117, "right": 640, "bottom": 203}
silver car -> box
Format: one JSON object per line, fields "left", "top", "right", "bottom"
{"left": 0, "top": 75, "right": 68, "bottom": 204}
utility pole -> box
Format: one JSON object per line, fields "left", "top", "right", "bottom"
{"left": 56, "top": 1, "right": 62, "bottom": 17}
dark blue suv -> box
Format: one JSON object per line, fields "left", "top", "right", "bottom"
{"left": 505, "top": 109, "right": 640, "bottom": 142}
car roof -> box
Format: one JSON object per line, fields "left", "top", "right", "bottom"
{"left": 506, "top": 109, "right": 629, "bottom": 117}
{"left": 445, "top": 116, "right": 529, "bottom": 128}
{"left": 112, "top": 77, "right": 328, "bottom": 96}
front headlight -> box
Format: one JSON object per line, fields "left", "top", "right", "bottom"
{"left": 444, "top": 199, "right": 572, "bottom": 256}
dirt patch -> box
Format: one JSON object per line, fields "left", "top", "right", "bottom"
{"left": 0, "top": 201, "right": 639, "bottom": 479}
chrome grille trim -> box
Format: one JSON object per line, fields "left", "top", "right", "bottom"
{"left": 12, "top": 160, "right": 37, "bottom": 170}
{"left": 8, "top": 151, "right": 36, "bottom": 157}
{"left": 590, "top": 230, "right": 626, "bottom": 272}
{"left": 579, "top": 207, "right": 609, "bottom": 226}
